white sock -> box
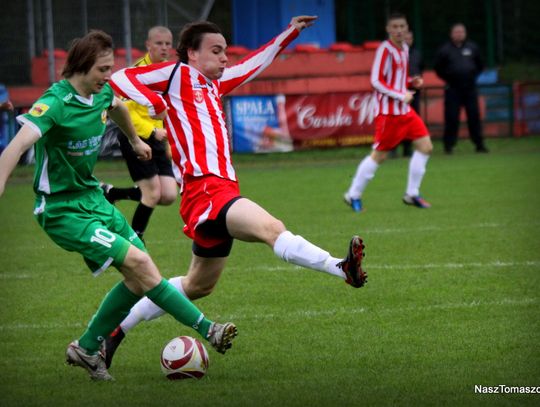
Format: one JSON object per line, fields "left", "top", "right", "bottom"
{"left": 120, "top": 276, "right": 186, "bottom": 332}
{"left": 347, "top": 156, "right": 379, "bottom": 198}
{"left": 273, "top": 231, "right": 346, "bottom": 279}
{"left": 406, "top": 151, "right": 430, "bottom": 197}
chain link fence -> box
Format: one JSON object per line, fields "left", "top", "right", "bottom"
{"left": 0, "top": 0, "right": 225, "bottom": 85}
{"left": 2, "top": 0, "right": 538, "bottom": 85}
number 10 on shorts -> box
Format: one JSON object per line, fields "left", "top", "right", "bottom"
{"left": 91, "top": 228, "right": 116, "bottom": 248}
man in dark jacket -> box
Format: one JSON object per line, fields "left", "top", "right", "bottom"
{"left": 434, "top": 23, "right": 488, "bottom": 154}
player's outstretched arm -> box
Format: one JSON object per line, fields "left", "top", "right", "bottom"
{"left": 290, "top": 15, "right": 318, "bottom": 32}
{"left": 219, "top": 15, "right": 318, "bottom": 96}
{"left": 108, "top": 97, "right": 152, "bottom": 161}
{"left": 0, "top": 125, "right": 40, "bottom": 197}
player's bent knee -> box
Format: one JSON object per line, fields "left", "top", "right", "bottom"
{"left": 124, "top": 247, "right": 154, "bottom": 272}
{"left": 414, "top": 136, "right": 433, "bottom": 155}
{"left": 159, "top": 192, "right": 177, "bottom": 205}
{"left": 371, "top": 151, "right": 387, "bottom": 164}
{"left": 142, "top": 191, "right": 161, "bottom": 206}
{"left": 419, "top": 144, "right": 433, "bottom": 155}
{"left": 273, "top": 219, "right": 286, "bottom": 234}
{"left": 121, "top": 248, "right": 162, "bottom": 293}
{"left": 266, "top": 218, "right": 286, "bottom": 243}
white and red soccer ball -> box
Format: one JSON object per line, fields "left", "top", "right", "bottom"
{"left": 160, "top": 336, "right": 209, "bottom": 380}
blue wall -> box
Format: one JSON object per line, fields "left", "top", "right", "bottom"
{"left": 232, "top": 0, "right": 336, "bottom": 49}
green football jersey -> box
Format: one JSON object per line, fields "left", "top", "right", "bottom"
{"left": 17, "top": 80, "right": 114, "bottom": 195}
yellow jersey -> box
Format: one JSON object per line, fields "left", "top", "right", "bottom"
{"left": 124, "top": 53, "right": 164, "bottom": 139}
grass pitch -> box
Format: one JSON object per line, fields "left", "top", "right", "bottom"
{"left": 0, "top": 137, "right": 539, "bottom": 406}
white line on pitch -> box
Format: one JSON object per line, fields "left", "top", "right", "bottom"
{"left": 245, "top": 260, "right": 540, "bottom": 272}
{"left": 361, "top": 222, "right": 506, "bottom": 234}
{"left": 142, "top": 221, "right": 540, "bottom": 244}
{"left": 0, "top": 274, "right": 33, "bottom": 279}
{"left": 0, "top": 260, "right": 537, "bottom": 282}
{"left": 226, "top": 297, "right": 539, "bottom": 322}
{"left": 0, "top": 297, "right": 537, "bottom": 331}
{"left": 367, "top": 260, "right": 540, "bottom": 270}
{"left": 0, "top": 322, "right": 85, "bottom": 331}
{"left": 266, "top": 222, "right": 539, "bottom": 238}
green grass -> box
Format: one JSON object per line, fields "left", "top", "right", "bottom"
{"left": 0, "top": 137, "right": 539, "bottom": 406}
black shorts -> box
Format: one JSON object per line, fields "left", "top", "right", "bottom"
{"left": 191, "top": 196, "right": 242, "bottom": 258}
{"left": 118, "top": 132, "right": 174, "bottom": 182}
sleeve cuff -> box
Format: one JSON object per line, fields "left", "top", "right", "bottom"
{"left": 16, "top": 116, "right": 43, "bottom": 137}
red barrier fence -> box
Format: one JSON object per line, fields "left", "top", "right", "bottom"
{"left": 5, "top": 46, "right": 539, "bottom": 153}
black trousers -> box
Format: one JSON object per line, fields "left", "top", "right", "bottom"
{"left": 443, "top": 86, "right": 484, "bottom": 151}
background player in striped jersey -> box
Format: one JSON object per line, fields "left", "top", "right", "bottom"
{"left": 101, "top": 26, "right": 178, "bottom": 242}
{"left": 344, "top": 12, "right": 433, "bottom": 212}
{"left": 0, "top": 30, "right": 236, "bottom": 381}
{"left": 103, "top": 15, "right": 367, "bottom": 367}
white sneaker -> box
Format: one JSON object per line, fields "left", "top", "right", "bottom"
{"left": 66, "top": 340, "right": 114, "bottom": 381}
{"left": 207, "top": 322, "right": 238, "bottom": 354}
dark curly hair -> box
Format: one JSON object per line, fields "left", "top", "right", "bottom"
{"left": 176, "top": 21, "right": 222, "bottom": 63}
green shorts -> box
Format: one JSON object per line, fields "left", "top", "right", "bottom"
{"left": 34, "top": 187, "right": 146, "bottom": 275}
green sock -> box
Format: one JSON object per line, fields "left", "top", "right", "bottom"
{"left": 79, "top": 282, "right": 141, "bottom": 354}
{"left": 145, "top": 279, "right": 212, "bottom": 338}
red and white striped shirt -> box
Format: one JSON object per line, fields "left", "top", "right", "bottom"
{"left": 370, "top": 40, "right": 411, "bottom": 116}
{"left": 110, "top": 25, "right": 299, "bottom": 183}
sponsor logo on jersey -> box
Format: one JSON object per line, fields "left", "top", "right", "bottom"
{"left": 101, "top": 110, "right": 107, "bottom": 123}
{"left": 63, "top": 93, "right": 73, "bottom": 102}
{"left": 193, "top": 89, "right": 204, "bottom": 104}
{"left": 29, "top": 103, "right": 50, "bottom": 117}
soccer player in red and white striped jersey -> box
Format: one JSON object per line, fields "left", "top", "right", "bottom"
{"left": 104, "top": 15, "right": 368, "bottom": 367}
{"left": 344, "top": 13, "right": 433, "bottom": 212}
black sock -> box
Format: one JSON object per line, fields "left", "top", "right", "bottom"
{"left": 132, "top": 203, "right": 154, "bottom": 239}
{"left": 109, "top": 186, "right": 142, "bottom": 202}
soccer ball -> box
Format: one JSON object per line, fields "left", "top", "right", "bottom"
{"left": 160, "top": 336, "right": 209, "bottom": 380}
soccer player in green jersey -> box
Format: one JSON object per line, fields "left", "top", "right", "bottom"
{"left": 0, "top": 30, "right": 236, "bottom": 381}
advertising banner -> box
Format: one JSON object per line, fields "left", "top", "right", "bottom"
{"left": 228, "top": 92, "right": 376, "bottom": 153}
{"left": 285, "top": 92, "right": 376, "bottom": 149}
{"left": 229, "top": 95, "right": 294, "bottom": 153}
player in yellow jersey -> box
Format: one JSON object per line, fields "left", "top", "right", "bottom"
{"left": 102, "top": 26, "right": 178, "bottom": 242}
